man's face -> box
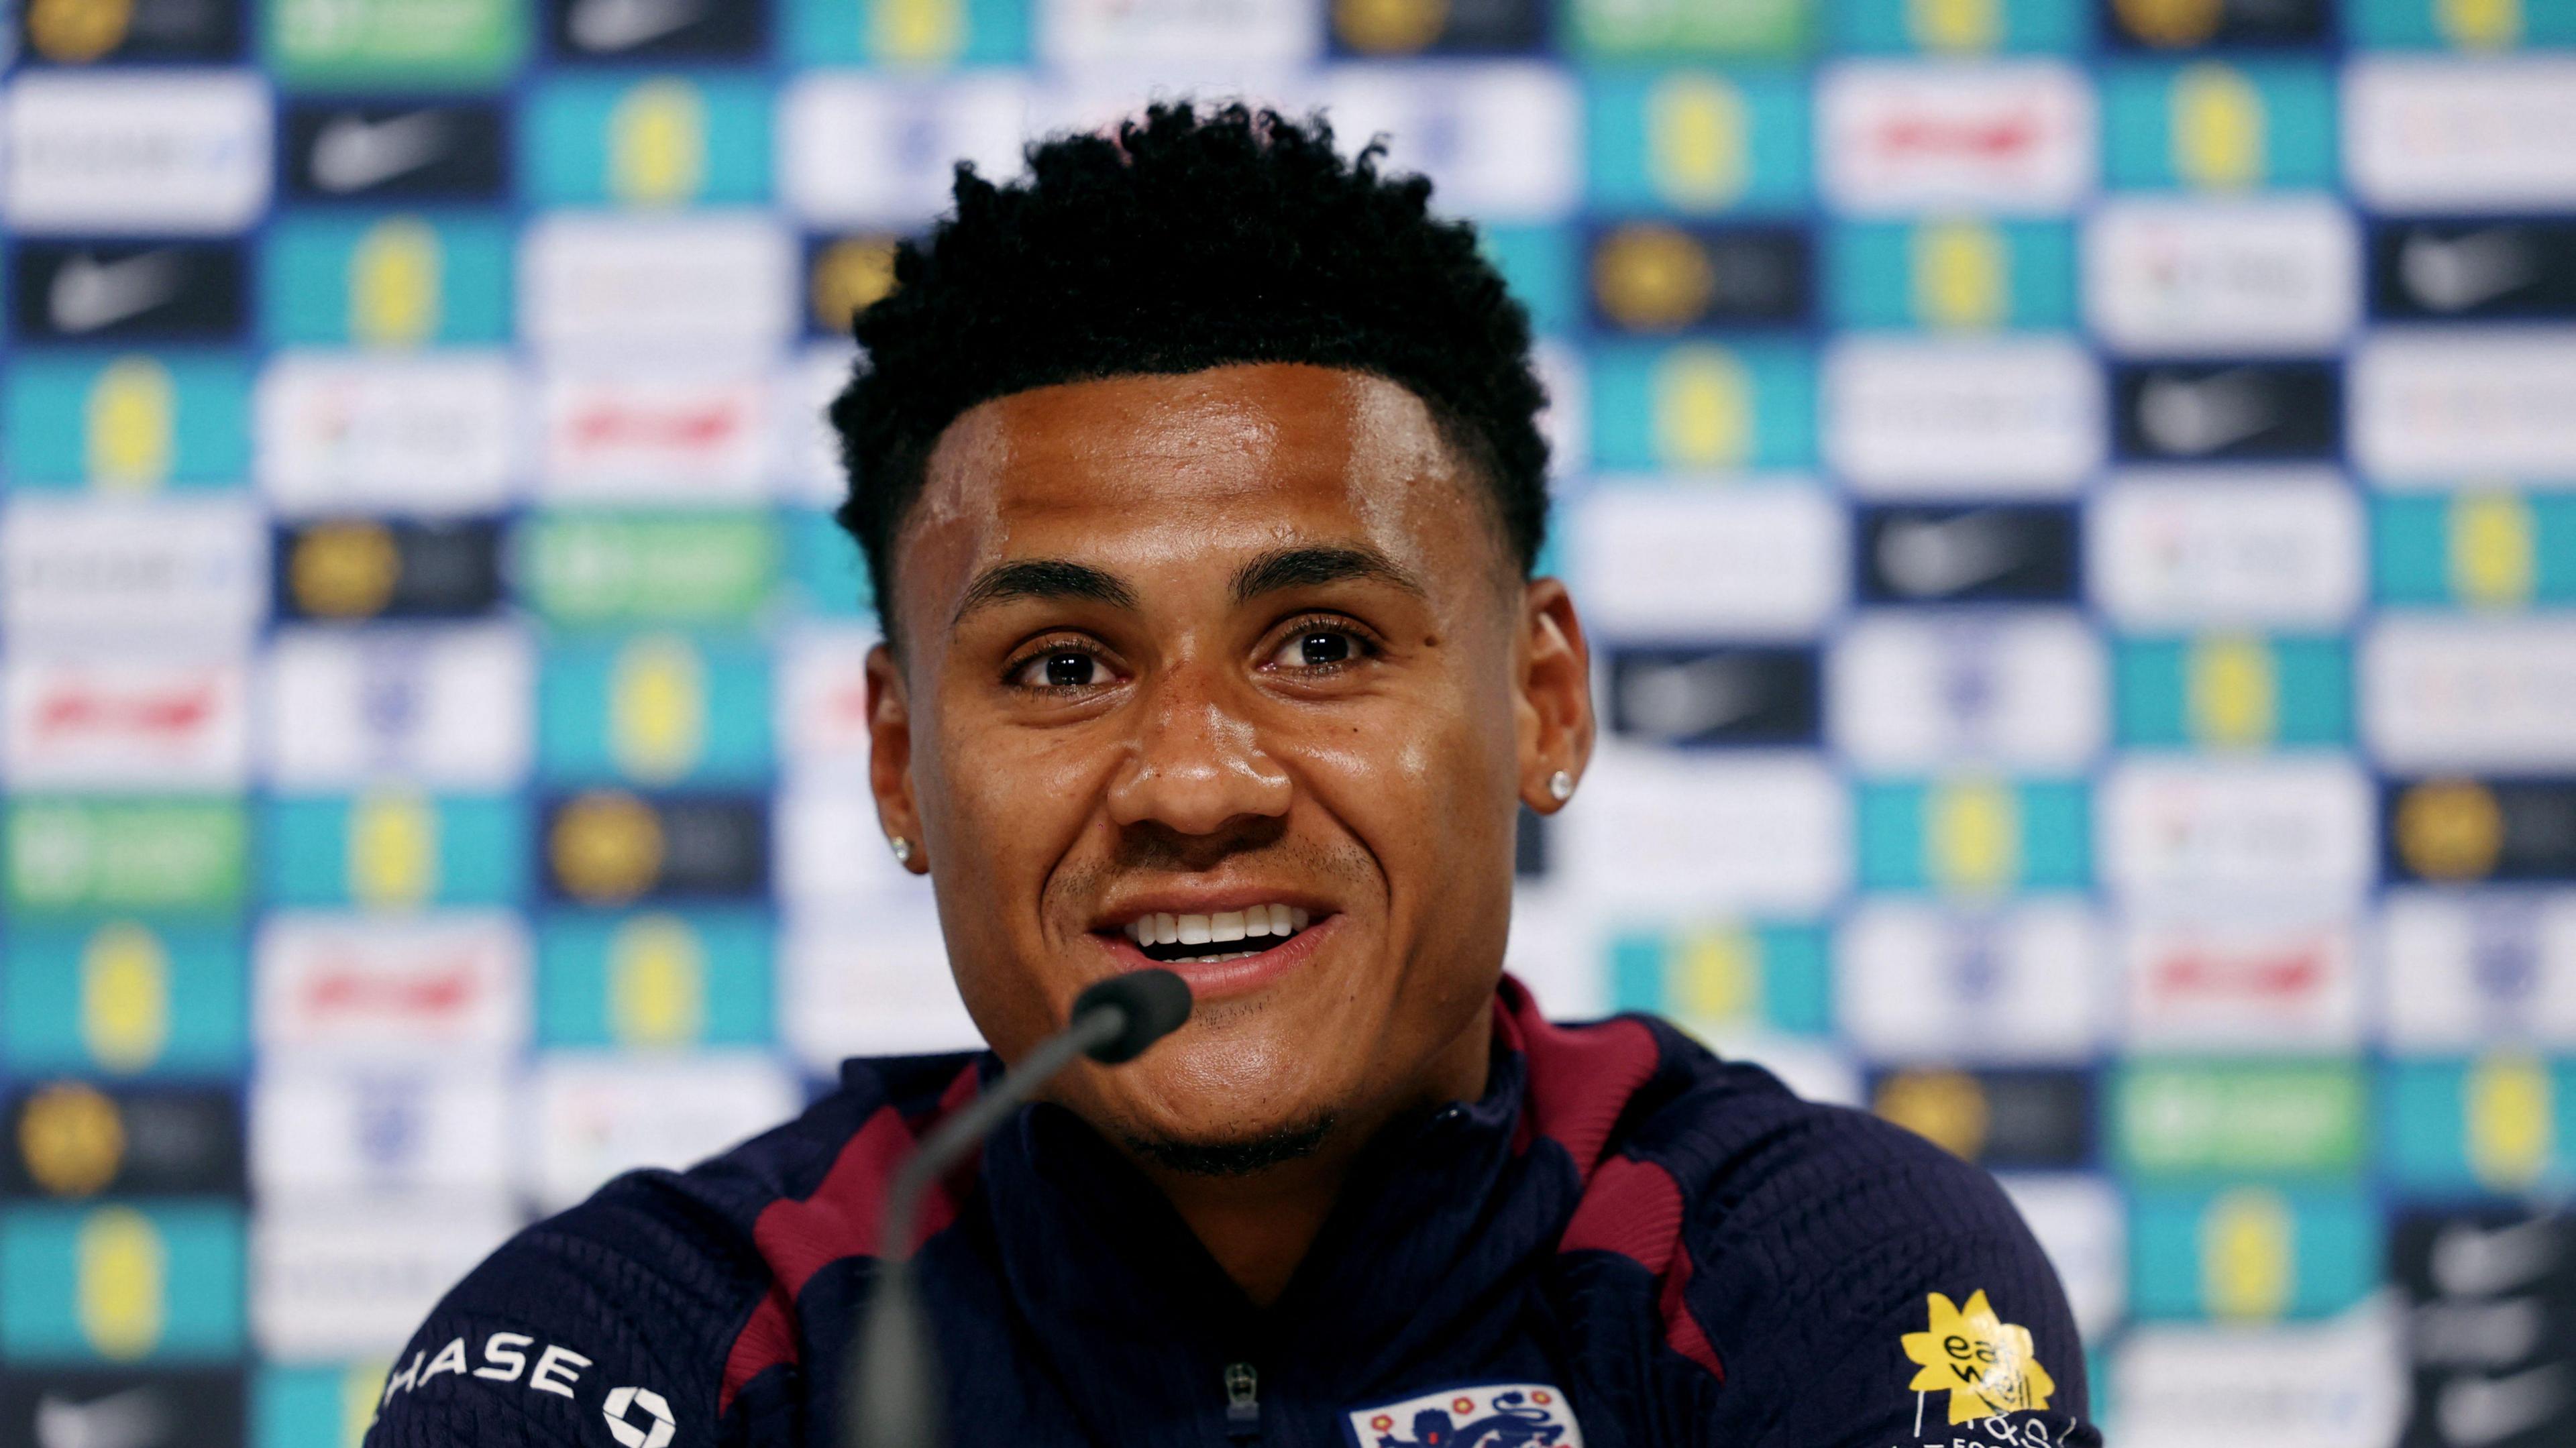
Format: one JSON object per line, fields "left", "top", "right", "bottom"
{"left": 865, "top": 363, "right": 1591, "bottom": 1160}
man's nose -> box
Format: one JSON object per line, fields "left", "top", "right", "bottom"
{"left": 1104, "top": 663, "right": 1292, "bottom": 838}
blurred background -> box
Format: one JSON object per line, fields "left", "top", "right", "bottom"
{"left": 0, "top": 0, "right": 2571, "bottom": 1444}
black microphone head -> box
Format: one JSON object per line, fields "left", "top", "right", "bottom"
{"left": 1072, "top": 969, "right": 1193, "bottom": 1064}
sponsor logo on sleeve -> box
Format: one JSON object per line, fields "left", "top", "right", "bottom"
{"left": 1901, "top": 1290, "right": 2056, "bottom": 1429}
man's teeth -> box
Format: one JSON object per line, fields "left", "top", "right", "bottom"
{"left": 1122, "top": 905, "right": 1312, "bottom": 956}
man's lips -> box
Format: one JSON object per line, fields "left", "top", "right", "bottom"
{"left": 1089, "top": 911, "right": 1342, "bottom": 1004}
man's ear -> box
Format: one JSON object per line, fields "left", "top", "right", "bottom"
{"left": 866, "top": 642, "right": 929, "bottom": 873}
{"left": 1513, "top": 576, "right": 1595, "bottom": 814}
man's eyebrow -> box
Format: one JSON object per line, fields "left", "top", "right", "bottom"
{"left": 1231, "top": 544, "right": 1428, "bottom": 604}
{"left": 951, "top": 558, "right": 1139, "bottom": 626}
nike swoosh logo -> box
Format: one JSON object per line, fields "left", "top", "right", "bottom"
{"left": 2440, "top": 1365, "right": 2570, "bottom": 1447}
{"left": 1619, "top": 658, "right": 1768, "bottom": 739}
{"left": 569, "top": 0, "right": 707, "bottom": 50}
{"left": 2402, "top": 227, "right": 2539, "bottom": 313}
{"left": 1877, "top": 513, "right": 2026, "bottom": 598}
{"left": 2434, "top": 1216, "right": 2563, "bottom": 1296}
{"left": 311, "top": 110, "right": 450, "bottom": 194}
{"left": 36, "top": 1386, "right": 168, "bottom": 1448}
{"left": 2136, "top": 370, "right": 2275, "bottom": 456}
{"left": 48, "top": 249, "right": 184, "bottom": 335}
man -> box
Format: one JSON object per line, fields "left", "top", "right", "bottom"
{"left": 368, "top": 105, "right": 2097, "bottom": 1448}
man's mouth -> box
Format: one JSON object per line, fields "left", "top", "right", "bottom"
{"left": 1114, "top": 904, "right": 1316, "bottom": 965}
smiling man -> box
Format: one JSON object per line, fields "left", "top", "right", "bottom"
{"left": 368, "top": 105, "right": 2098, "bottom": 1448}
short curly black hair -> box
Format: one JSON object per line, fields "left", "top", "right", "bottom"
{"left": 828, "top": 101, "right": 1550, "bottom": 645}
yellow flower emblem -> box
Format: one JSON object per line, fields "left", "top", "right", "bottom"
{"left": 1900, "top": 1290, "right": 2057, "bottom": 1425}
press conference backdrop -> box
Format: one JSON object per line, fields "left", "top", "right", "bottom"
{"left": 2, "top": 0, "right": 2575, "bottom": 1442}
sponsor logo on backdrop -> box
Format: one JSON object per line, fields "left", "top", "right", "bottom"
{"left": 2380, "top": 891, "right": 2576, "bottom": 1052}
{"left": 272, "top": 518, "right": 506, "bottom": 622}
{"left": 779, "top": 74, "right": 1036, "bottom": 227}
{"left": 1038, "top": 0, "right": 1318, "bottom": 66}
{"left": 254, "top": 1201, "right": 523, "bottom": 1362}
{"left": 1858, "top": 504, "right": 2080, "bottom": 605}
{"left": 0, "top": 1370, "right": 247, "bottom": 1448}
{"left": 781, "top": 904, "right": 977, "bottom": 1067}
{"left": 2385, "top": 777, "right": 2576, "bottom": 885}
{"left": 7, "top": 799, "right": 248, "bottom": 915}
{"left": 1826, "top": 337, "right": 2100, "bottom": 496}
{"left": 774, "top": 786, "right": 924, "bottom": 905}
{"left": 256, "top": 353, "right": 519, "bottom": 516}
{"left": 537, "top": 369, "right": 769, "bottom": 502}
{"left": 3, "top": 656, "right": 250, "bottom": 789}
{"left": 2089, "top": 471, "right": 2363, "bottom": 629}
{"left": 2103, "top": 0, "right": 2325, "bottom": 46}
{"left": 1571, "top": 488, "right": 1845, "bottom": 639}
{"left": 2099, "top": 760, "right": 2375, "bottom": 904}
{"left": 548, "top": 0, "right": 765, "bottom": 56}
{"left": 1828, "top": 612, "right": 2104, "bottom": 771}
{"left": 1997, "top": 1175, "right": 2124, "bottom": 1340}
{"left": 2346, "top": 58, "right": 2576, "bottom": 213}
{"left": 4, "top": 72, "right": 269, "bottom": 234}
{"left": 1819, "top": 61, "right": 2093, "bottom": 215}
{"left": 256, "top": 912, "right": 531, "bottom": 1059}
{"left": 285, "top": 101, "right": 509, "bottom": 202}
{"left": 2363, "top": 618, "right": 2576, "bottom": 773}
{"left": 1607, "top": 645, "right": 1818, "bottom": 748}
{"left": 526, "top": 1054, "right": 801, "bottom": 1211}
{"left": 775, "top": 343, "right": 859, "bottom": 503}
{"left": 2085, "top": 197, "right": 2359, "bottom": 355}
{"left": 541, "top": 791, "right": 768, "bottom": 904}
{"left": 2112, "top": 360, "right": 2339, "bottom": 463}
{"left": 2112, "top": 1302, "right": 2404, "bottom": 1448}
{"left": 2115, "top": 1059, "right": 2365, "bottom": 1178}
{"left": 519, "top": 214, "right": 794, "bottom": 350}
{"left": 250, "top": 1068, "right": 511, "bottom": 1199}
{"left": 1566, "top": 751, "right": 1846, "bottom": 914}
{"left": 12, "top": 241, "right": 245, "bottom": 342}
{"left": 2123, "top": 915, "right": 2361, "bottom": 1050}
{"left": 2371, "top": 219, "right": 2576, "bottom": 323}
{"left": 1316, "top": 64, "right": 1576, "bottom": 221}
{"left": 1, "top": 1080, "right": 244, "bottom": 1199}
{"left": 263, "top": 624, "right": 532, "bottom": 789}
{"left": 1329, "top": 0, "right": 1546, "bottom": 54}
{"left": 2392, "top": 1210, "right": 2576, "bottom": 1448}
{"left": 266, "top": 0, "right": 525, "bottom": 87}
{"left": 1837, "top": 901, "right": 2106, "bottom": 1063}
{"left": 2351, "top": 332, "right": 2576, "bottom": 482}
{"left": 1587, "top": 223, "right": 1809, "bottom": 332}
{"left": 3, "top": 497, "right": 265, "bottom": 644}
{"left": 19, "top": 0, "right": 244, "bottom": 62}
{"left": 775, "top": 626, "right": 883, "bottom": 775}
{"left": 1870, "top": 1066, "right": 2091, "bottom": 1169}
{"left": 518, "top": 511, "right": 779, "bottom": 626}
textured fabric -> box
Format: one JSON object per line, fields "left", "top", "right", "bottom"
{"left": 366, "top": 978, "right": 2099, "bottom": 1448}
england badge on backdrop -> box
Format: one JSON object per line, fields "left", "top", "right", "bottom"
{"left": 1344, "top": 1383, "right": 1583, "bottom": 1447}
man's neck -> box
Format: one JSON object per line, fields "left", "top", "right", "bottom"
{"left": 1128, "top": 1015, "right": 1493, "bottom": 1307}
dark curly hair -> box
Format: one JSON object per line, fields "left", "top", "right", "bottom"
{"left": 828, "top": 101, "right": 1550, "bottom": 646}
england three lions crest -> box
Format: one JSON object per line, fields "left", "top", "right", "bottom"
{"left": 1343, "top": 1383, "right": 1585, "bottom": 1448}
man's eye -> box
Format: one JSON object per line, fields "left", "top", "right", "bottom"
{"left": 1016, "top": 650, "right": 1104, "bottom": 689}
{"left": 1273, "top": 628, "right": 1356, "bottom": 669}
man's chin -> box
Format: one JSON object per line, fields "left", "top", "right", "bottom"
{"left": 1116, "top": 1110, "right": 1338, "bottom": 1178}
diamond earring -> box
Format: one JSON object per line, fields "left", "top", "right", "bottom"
{"left": 1547, "top": 770, "right": 1574, "bottom": 803}
{"left": 888, "top": 835, "right": 912, "bottom": 865}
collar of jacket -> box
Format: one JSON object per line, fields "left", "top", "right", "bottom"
{"left": 965, "top": 976, "right": 1597, "bottom": 1415}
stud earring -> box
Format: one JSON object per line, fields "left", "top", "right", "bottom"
{"left": 888, "top": 835, "right": 912, "bottom": 865}
{"left": 1547, "top": 770, "right": 1574, "bottom": 803}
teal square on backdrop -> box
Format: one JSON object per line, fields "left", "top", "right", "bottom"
{"left": 4, "top": 351, "right": 252, "bottom": 490}
{"left": 2128, "top": 1187, "right": 2379, "bottom": 1321}
{"left": 1831, "top": 0, "right": 2088, "bottom": 50}
{"left": 2100, "top": 59, "right": 2337, "bottom": 192}
{"left": 261, "top": 213, "right": 513, "bottom": 345}
{"left": 264, "top": 795, "right": 529, "bottom": 907}
{"left": 2346, "top": 0, "right": 2576, "bottom": 47}
{"left": 787, "top": 509, "right": 877, "bottom": 619}
{"left": 786, "top": 0, "right": 1032, "bottom": 64}
{"left": 2112, "top": 637, "right": 2351, "bottom": 749}
{"left": 537, "top": 634, "right": 773, "bottom": 789}
{"left": 1825, "top": 220, "right": 2076, "bottom": 331}
{"left": 0, "top": 1201, "right": 246, "bottom": 1362}
{"left": 535, "top": 907, "right": 775, "bottom": 1048}
{"left": 1608, "top": 921, "right": 1833, "bottom": 1035}
{"left": 1, "top": 923, "right": 249, "bottom": 1078}
{"left": 1481, "top": 225, "right": 1580, "bottom": 337}
{"left": 521, "top": 73, "right": 773, "bottom": 207}
{"left": 1588, "top": 339, "right": 1817, "bottom": 471}
{"left": 1585, "top": 68, "right": 1811, "bottom": 217}
{"left": 2382, "top": 1057, "right": 2576, "bottom": 1194}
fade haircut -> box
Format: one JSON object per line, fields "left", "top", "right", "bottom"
{"left": 827, "top": 101, "right": 1550, "bottom": 647}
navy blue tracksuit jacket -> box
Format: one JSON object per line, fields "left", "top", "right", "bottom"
{"left": 368, "top": 979, "right": 2100, "bottom": 1447}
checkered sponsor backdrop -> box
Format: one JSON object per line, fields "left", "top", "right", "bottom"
{"left": 1, "top": 0, "right": 2573, "bottom": 1443}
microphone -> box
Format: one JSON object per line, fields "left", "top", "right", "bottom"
{"left": 845, "top": 968, "right": 1194, "bottom": 1448}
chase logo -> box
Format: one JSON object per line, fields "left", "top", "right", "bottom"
{"left": 19, "top": 0, "right": 245, "bottom": 62}
{"left": 2112, "top": 361, "right": 2339, "bottom": 462}
{"left": 2106, "top": 0, "right": 2326, "bottom": 48}
{"left": 542, "top": 791, "right": 767, "bottom": 904}
{"left": 3, "top": 1082, "right": 245, "bottom": 1199}
{"left": 1587, "top": 339, "right": 1814, "bottom": 470}
{"left": 1584, "top": 70, "right": 1809, "bottom": 215}
{"left": 538, "top": 634, "right": 771, "bottom": 787}
{"left": 2112, "top": 634, "right": 2351, "bottom": 749}
{"left": 1826, "top": 218, "right": 2074, "bottom": 331}
{"left": 260, "top": 214, "right": 511, "bottom": 347}
{"left": 1607, "top": 921, "right": 1831, "bottom": 1036}
{"left": 536, "top": 908, "right": 773, "bottom": 1048}
{"left": 1586, "top": 223, "right": 1808, "bottom": 332}
{"left": 2101, "top": 58, "right": 2337, "bottom": 190}
{"left": 1328, "top": 0, "right": 1544, "bottom": 54}
{"left": 2129, "top": 1186, "right": 2377, "bottom": 1321}
{"left": 0, "top": 1203, "right": 244, "bottom": 1361}
{"left": 549, "top": 0, "right": 766, "bottom": 57}
{"left": 524, "top": 74, "right": 768, "bottom": 206}
{"left": 2385, "top": 777, "right": 2576, "bottom": 883}
{"left": 5, "top": 354, "right": 250, "bottom": 492}
{"left": 11, "top": 243, "right": 244, "bottom": 342}
{"left": 1855, "top": 777, "right": 2090, "bottom": 895}
{"left": 2385, "top": 1056, "right": 2575, "bottom": 1193}
{"left": 1858, "top": 504, "right": 2079, "bottom": 604}
{"left": 263, "top": 793, "right": 527, "bottom": 907}
{"left": 284, "top": 102, "right": 508, "bottom": 202}
{"left": 276, "top": 519, "right": 506, "bottom": 621}
{"left": 2370, "top": 220, "right": 2576, "bottom": 322}
{"left": 1607, "top": 645, "right": 1817, "bottom": 747}
{"left": 0, "top": 923, "right": 247, "bottom": 1078}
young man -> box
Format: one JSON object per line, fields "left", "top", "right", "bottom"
{"left": 369, "top": 105, "right": 2097, "bottom": 1448}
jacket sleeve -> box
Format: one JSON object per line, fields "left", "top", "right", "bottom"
{"left": 364, "top": 1174, "right": 773, "bottom": 1448}
{"left": 1680, "top": 1103, "right": 2102, "bottom": 1448}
